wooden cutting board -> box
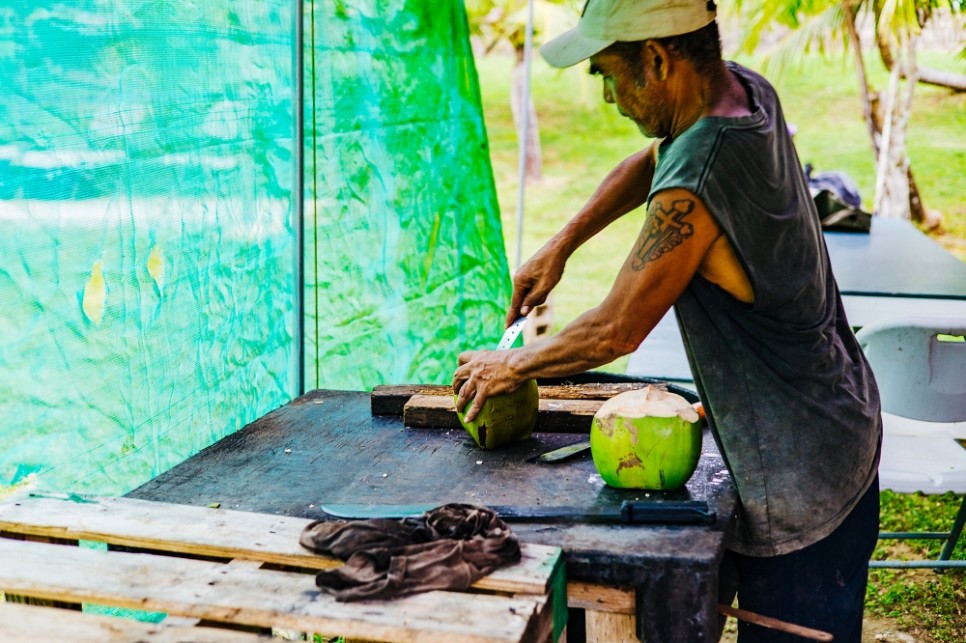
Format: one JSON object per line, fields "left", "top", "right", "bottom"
{"left": 372, "top": 382, "right": 667, "bottom": 433}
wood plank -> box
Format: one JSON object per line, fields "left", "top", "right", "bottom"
{"left": 0, "top": 538, "right": 547, "bottom": 643}
{"left": 0, "top": 532, "right": 82, "bottom": 610}
{"left": 373, "top": 383, "right": 661, "bottom": 416}
{"left": 404, "top": 395, "right": 603, "bottom": 433}
{"left": 0, "top": 494, "right": 560, "bottom": 597}
{"left": 402, "top": 395, "right": 462, "bottom": 427}
{"left": 585, "top": 610, "right": 637, "bottom": 643}
{"left": 372, "top": 385, "right": 454, "bottom": 415}
{"left": 0, "top": 602, "right": 270, "bottom": 642}
{"left": 567, "top": 582, "right": 635, "bottom": 614}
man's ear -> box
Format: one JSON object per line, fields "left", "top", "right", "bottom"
{"left": 642, "top": 40, "right": 671, "bottom": 82}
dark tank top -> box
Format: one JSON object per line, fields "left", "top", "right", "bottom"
{"left": 650, "top": 62, "right": 881, "bottom": 556}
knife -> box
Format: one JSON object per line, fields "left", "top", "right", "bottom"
{"left": 496, "top": 316, "right": 528, "bottom": 350}
{"left": 317, "top": 500, "right": 716, "bottom": 525}
{"left": 526, "top": 440, "right": 592, "bottom": 464}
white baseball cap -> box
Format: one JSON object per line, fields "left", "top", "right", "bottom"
{"left": 541, "top": 0, "right": 717, "bottom": 68}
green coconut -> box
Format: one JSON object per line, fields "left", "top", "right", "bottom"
{"left": 590, "top": 386, "right": 702, "bottom": 490}
{"left": 455, "top": 378, "right": 539, "bottom": 449}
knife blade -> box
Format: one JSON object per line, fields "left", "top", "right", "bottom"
{"left": 496, "top": 316, "right": 527, "bottom": 350}
{"left": 318, "top": 500, "right": 716, "bottom": 525}
{"left": 526, "top": 440, "right": 592, "bottom": 464}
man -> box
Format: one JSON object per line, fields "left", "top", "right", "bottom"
{"left": 452, "top": 0, "right": 882, "bottom": 640}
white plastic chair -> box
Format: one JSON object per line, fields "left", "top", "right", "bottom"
{"left": 855, "top": 317, "right": 966, "bottom": 569}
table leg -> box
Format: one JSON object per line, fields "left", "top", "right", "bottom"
{"left": 636, "top": 565, "right": 717, "bottom": 642}
{"left": 585, "top": 610, "right": 637, "bottom": 642}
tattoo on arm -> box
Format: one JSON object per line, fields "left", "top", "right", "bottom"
{"left": 632, "top": 198, "right": 695, "bottom": 271}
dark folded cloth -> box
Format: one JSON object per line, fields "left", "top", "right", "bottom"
{"left": 299, "top": 503, "right": 521, "bottom": 601}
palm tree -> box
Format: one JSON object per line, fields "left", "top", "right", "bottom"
{"left": 465, "top": 0, "right": 579, "bottom": 182}
{"left": 729, "top": 0, "right": 963, "bottom": 223}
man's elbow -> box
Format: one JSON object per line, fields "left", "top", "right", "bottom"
{"left": 610, "top": 335, "right": 643, "bottom": 359}
{"left": 597, "top": 323, "right": 644, "bottom": 361}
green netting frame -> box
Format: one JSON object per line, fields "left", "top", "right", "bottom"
{"left": 303, "top": 0, "right": 511, "bottom": 390}
{"left": 0, "top": 0, "right": 509, "bottom": 497}
{"left": 0, "top": 1, "right": 299, "bottom": 495}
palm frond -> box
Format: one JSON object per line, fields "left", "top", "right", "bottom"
{"left": 876, "top": 0, "right": 924, "bottom": 37}
{"left": 505, "top": 0, "right": 579, "bottom": 41}
{"left": 730, "top": 0, "right": 847, "bottom": 54}
{"left": 761, "top": 4, "right": 849, "bottom": 81}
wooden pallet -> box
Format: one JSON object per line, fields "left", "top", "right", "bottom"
{"left": 0, "top": 602, "right": 272, "bottom": 642}
{"left": 0, "top": 493, "right": 566, "bottom": 643}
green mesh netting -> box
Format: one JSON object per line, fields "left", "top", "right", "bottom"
{"left": 304, "top": 0, "right": 511, "bottom": 390}
{"left": 0, "top": 1, "right": 297, "bottom": 495}
{"left": 0, "top": 1, "right": 510, "bottom": 497}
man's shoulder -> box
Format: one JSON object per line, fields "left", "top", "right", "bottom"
{"left": 724, "top": 61, "right": 779, "bottom": 100}
{"left": 724, "top": 61, "right": 761, "bottom": 82}
{"left": 652, "top": 126, "right": 718, "bottom": 196}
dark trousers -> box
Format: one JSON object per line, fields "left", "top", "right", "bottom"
{"left": 718, "top": 478, "right": 880, "bottom": 642}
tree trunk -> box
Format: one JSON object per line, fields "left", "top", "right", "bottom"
{"left": 844, "top": 4, "right": 880, "bottom": 155}
{"left": 511, "top": 46, "right": 542, "bottom": 182}
{"left": 876, "top": 30, "right": 966, "bottom": 92}
{"left": 847, "top": 4, "right": 928, "bottom": 222}
{"left": 873, "top": 33, "right": 918, "bottom": 219}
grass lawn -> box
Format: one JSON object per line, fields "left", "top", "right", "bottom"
{"left": 474, "top": 48, "right": 965, "bottom": 642}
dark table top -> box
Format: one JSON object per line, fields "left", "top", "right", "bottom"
{"left": 825, "top": 217, "right": 966, "bottom": 300}
{"left": 130, "top": 388, "right": 738, "bottom": 588}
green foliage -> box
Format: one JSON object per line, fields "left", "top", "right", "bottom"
{"left": 465, "top": 0, "right": 579, "bottom": 51}
{"left": 728, "top": 0, "right": 844, "bottom": 54}
{"left": 867, "top": 569, "right": 966, "bottom": 642}
{"left": 727, "top": 0, "right": 964, "bottom": 80}
{"left": 730, "top": 0, "right": 963, "bottom": 42}
{"left": 868, "top": 493, "right": 966, "bottom": 641}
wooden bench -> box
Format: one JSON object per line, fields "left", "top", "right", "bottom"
{"left": 0, "top": 493, "right": 566, "bottom": 643}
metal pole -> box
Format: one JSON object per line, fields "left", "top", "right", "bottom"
{"left": 514, "top": 0, "right": 536, "bottom": 271}
{"left": 293, "top": 0, "right": 305, "bottom": 396}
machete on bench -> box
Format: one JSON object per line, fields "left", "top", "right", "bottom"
{"left": 318, "top": 500, "right": 716, "bottom": 525}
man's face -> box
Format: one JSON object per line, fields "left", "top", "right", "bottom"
{"left": 589, "top": 49, "right": 671, "bottom": 139}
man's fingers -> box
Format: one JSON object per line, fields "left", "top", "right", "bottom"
{"left": 506, "top": 291, "right": 527, "bottom": 326}
{"left": 521, "top": 292, "right": 544, "bottom": 317}
{"left": 455, "top": 386, "right": 472, "bottom": 413}
{"left": 454, "top": 378, "right": 478, "bottom": 415}
{"left": 508, "top": 269, "right": 539, "bottom": 326}
{"left": 452, "top": 367, "right": 471, "bottom": 394}
{"left": 508, "top": 289, "right": 547, "bottom": 326}
{"left": 452, "top": 361, "right": 468, "bottom": 393}
{"left": 463, "top": 397, "right": 484, "bottom": 423}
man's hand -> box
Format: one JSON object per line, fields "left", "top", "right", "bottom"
{"left": 452, "top": 350, "right": 523, "bottom": 422}
{"left": 506, "top": 242, "right": 567, "bottom": 326}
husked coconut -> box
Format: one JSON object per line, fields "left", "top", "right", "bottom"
{"left": 455, "top": 378, "right": 539, "bottom": 449}
{"left": 590, "top": 386, "right": 702, "bottom": 490}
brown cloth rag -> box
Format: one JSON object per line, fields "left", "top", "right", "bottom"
{"left": 299, "top": 503, "right": 521, "bottom": 601}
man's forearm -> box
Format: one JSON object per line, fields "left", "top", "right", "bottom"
{"left": 507, "top": 308, "right": 628, "bottom": 380}
{"left": 552, "top": 143, "right": 657, "bottom": 256}
{"left": 505, "top": 144, "right": 658, "bottom": 322}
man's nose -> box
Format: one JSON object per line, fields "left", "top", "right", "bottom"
{"left": 603, "top": 82, "right": 614, "bottom": 104}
